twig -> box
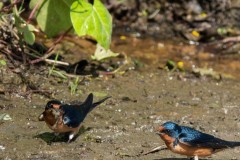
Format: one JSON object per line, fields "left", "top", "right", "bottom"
{"left": 221, "top": 36, "right": 240, "bottom": 43}
{"left": 64, "top": 73, "right": 91, "bottom": 79}
{"left": 140, "top": 145, "right": 167, "bottom": 156}
{"left": 30, "top": 27, "right": 73, "bottom": 64}
{"left": 45, "top": 59, "right": 70, "bottom": 66}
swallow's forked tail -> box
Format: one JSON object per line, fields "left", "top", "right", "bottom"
{"left": 79, "top": 93, "right": 111, "bottom": 117}
{"left": 92, "top": 95, "right": 111, "bottom": 109}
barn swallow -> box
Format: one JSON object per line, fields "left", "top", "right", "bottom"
{"left": 157, "top": 121, "right": 240, "bottom": 160}
{"left": 39, "top": 93, "right": 111, "bottom": 142}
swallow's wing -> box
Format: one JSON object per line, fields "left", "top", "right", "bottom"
{"left": 61, "top": 105, "right": 83, "bottom": 128}
{"left": 178, "top": 126, "right": 231, "bottom": 149}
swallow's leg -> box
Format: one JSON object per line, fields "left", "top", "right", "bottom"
{"left": 188, "top": 156, "right": 198, "bottom": 160}
{"left": 67, "top": 132, "right": 75, "bottom": 143}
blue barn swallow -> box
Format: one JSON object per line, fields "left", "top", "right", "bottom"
{"left": 39, "top": 93, "right": 111, "bottom": 142}
{"left": 157, "top": 121, "right": 240, "bottom": 160}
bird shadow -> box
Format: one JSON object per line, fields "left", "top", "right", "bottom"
{"left": 34, "top": 126, "right": 91, "bottom": 144}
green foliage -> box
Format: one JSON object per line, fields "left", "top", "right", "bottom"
{"left": 48, "top": 53, "right": 59, "bottom": 77}
{"left": 30, "top": 0, "right": 75, "bottom": 37}
{"left": 70, "top": 0, "right": 112, "bottom": 49}
{"left": 69, "top": 77, "right": 80, "bottom": 95}
{"left": 12, "top": 4, "right": 36, "bottom": 45}
{"left": 30, "top": 0, "right": 112, "bottom": 50}
{"left": 17, "top": 23, "right": 36, "bottom": 45}
{"left": 0, "top": 2, "right": 3, "bottom": 10}
{"left": 0, "top": 59, "right": 7, "bottom": 66}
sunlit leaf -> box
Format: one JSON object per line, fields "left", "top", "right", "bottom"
{"left": 0, "top": 2, "right": 3, "bottom": 10}
{"left": 91, "top": 44, "right": 119, "bottom": 61}
{"left": 70, "top": 0, "right": 112, "bottom": 49}
{"left": 23, "top": 24, "right": 35, "bottom": 45}
{"left": 0, "top": 114, "right": 12, "bottom": 121}
{"left": 30, "top": 0, "right": 75, "bottom": 37}
{"left": 0, "top": 59, "right": 6, "bottom": 66}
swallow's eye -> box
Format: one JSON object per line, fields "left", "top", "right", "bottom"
{"left": 46, "top": 103, "right": 53, "bottom": 109}
{"left": 164, "top": 129, "right": 171, "bottom": 134}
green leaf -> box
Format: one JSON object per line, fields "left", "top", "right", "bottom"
{"left": 0, "top": 114, "right": 12, "bottom": 121}
{"left": 91, "top": 44, "right": 119, "bottom": 61}
{"left": 0, "top": 2, "right": 3, "bottom": 10}
{"left": 23, "top": 24, "right": 35, "bottom": 45}
{"left": 70, "top": 0, "right": 112, "bottom": 49}
{"left": 0, "top": 59, "right": 6, "bottom": 66}
{"left": 30, "top": 0, "right": 75, "bottom": 37}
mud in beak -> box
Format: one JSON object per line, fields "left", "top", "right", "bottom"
{"left": 52, "top": 104, "right": 60, "bottom": 109}
{"left": 156, "top": 126, "right": 165, "bottom": 136}
{"left": 38, "top": 113, "right": 45, "bottom": 121}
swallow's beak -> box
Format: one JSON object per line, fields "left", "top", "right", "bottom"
{"left": 38, "top": 113, "right": 44, "bottom": 121}
{"left": 52, "top": 104, "right": 60, "bottom": 109}
{"left": 156, "top": 126, "right": 165, "bottom": 136}
{"left": 158, "top": 126, "right": 165, "bottom": 132}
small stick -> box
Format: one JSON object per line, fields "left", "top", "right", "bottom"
{"left": 141, "top": 145, "right": 167, "bottom": 156}
{"left": 45, "top": 59, "right": 70, "bottom": 66}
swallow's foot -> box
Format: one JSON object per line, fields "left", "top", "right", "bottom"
{"left": 67, "top": 133, "right": 75, "bottom": 143}
{"left": 189, "top": 155, "right": 199, "bottom": 160}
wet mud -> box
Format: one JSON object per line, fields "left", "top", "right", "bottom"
{"left": 0, "top": 37, "right": 240, "bottom": 160}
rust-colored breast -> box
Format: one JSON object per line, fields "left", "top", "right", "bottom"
{"left": 160, "top": 133, "right": 214, "bottom": 157}
{"left": 40, "top": 108, "right": 80, "bottom": 134}
{"left": 168, "top": 141, "right": 214, "bottom": 157}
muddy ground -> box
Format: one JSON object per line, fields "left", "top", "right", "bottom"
{"left": 0, "top": 36, "right": 240, "bottom": 160}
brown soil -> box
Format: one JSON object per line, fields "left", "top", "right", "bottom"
{"left": 0, "top": 36, "right": 240, "bottom": 160}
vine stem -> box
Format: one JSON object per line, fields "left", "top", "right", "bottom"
{"left": 27, "top": 0, "right": 43, "bottom": 24}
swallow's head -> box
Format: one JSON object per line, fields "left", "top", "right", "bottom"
{"left": 39, "top": 100, "right": 62, "bottom": 122}
{"left": 45, "top": 100, "right": 62, "bottom": 110}
{"left": 38, "top": 107, "right": 62, "bottom": 125}
{"left": 157, "top": 121, "right": 180, "bottom": 138}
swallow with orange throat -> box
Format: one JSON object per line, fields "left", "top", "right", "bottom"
{"left": 157, "top": 121, "right": 240, "bottom": 160}
{"left": 39, "top": 93, "right": 111, "bottom": 142}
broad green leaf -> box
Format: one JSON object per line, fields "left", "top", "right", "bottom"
{"left": 91, "top": 44, "right": 119, "bottom": 61}
{"left": 70, "top": 0, "right": 112, "bottom": 49}
{"left": 30, "top": 0, "right": 75, "bottom": 37}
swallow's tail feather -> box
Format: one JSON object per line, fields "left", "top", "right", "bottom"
{"left": 92, "top": 96, "right": 111, "bottom": 109}
{"left": 226, "top": 141, "right": 240, "bottom": 148}
{"left": 78, "top": 93, "right": 110, "bottom": 118}
{"left": 201, "top": 138, "right": 240, "bottom": 149}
